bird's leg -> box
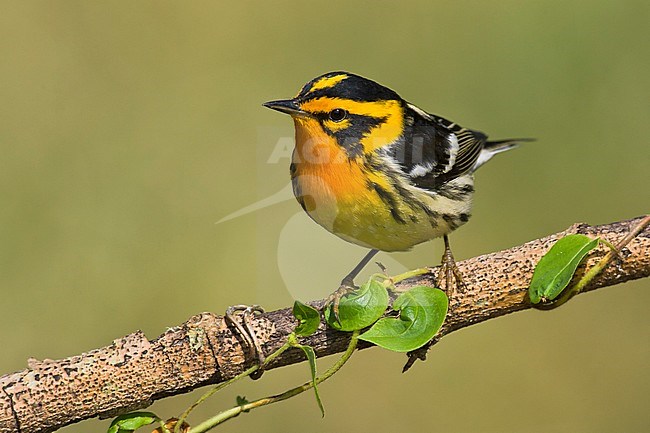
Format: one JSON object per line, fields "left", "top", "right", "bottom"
{"left": 225, "top": 304, "right": 266, "bottom": 379}
{"left": 435, "top": 235, "right": 467, "bottom": 294}
{"left": 325, "top": 249, "right": 379, "bottom": 319}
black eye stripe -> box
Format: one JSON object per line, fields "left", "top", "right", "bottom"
{"left": 316, "top": 112, "right": 387, "bottom": 129}
{"left": 321, "top": 113, "right": 386, "bottom": 138}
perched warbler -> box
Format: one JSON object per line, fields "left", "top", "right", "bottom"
{"left": 264, "top": 71, "right": 530, "bottom": 309}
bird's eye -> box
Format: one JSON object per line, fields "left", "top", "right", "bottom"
{"left": 329, "top": 108, "right": 348, "bottom": 122}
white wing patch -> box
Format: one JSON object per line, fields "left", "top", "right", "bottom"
{"left": 442, "top": 133, "right": 459, "bottom": 173}
{"left": 409, "top": 163, "right": 434, "bottom": 178}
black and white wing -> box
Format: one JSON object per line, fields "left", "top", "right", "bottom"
{"left": 390, "top": 103, "right": 488, "bottom": 190}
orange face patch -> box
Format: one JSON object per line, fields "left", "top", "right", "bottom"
{"left": 297, "top": 97, "right": 404, "bottom": 155}
{"left": 291, "top": 117, "right": 370, "bottom": 200}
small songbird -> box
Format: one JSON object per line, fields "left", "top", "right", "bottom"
{"left": 264, "top": 71, "right": 530, "bottom": 309}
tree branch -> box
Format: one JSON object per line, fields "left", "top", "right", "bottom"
{"left": 1, "top": 216, "right": 648, "bottom": 433}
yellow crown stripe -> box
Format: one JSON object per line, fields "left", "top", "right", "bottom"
{"left": 307, "top": 74, "right": 349, "bottom": 93}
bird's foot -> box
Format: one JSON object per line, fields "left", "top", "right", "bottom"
{"left": 225, "top": 304, "right": 266, "bottom": 379}
{"left": 435, "top": 240, "right": 467, "bottom": 296}
{"left": 323, "top": 278, "right": 357, "bottom": 323}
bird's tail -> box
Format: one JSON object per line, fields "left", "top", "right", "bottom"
{"left": 485, "top": 137, "right": 536, "bottom": 152}
{"left": 474, "top": 138, "right": 535, "bottom": 171}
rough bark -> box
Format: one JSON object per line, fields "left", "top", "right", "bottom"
{"left": 1, "top": 216, "right": 648, "bottom": 433}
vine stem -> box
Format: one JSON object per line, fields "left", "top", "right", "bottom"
{"left": 372, "top": 268, "right": 429, "bottom": 292}
{"left": 390, "top": 268, "right": 429, "bottom": 284}
{"left": 571, "top": 215, "right": 650, "bottom": 295}
{"left": 175, "top": 339, "right": 293, "bottom": 432}
{"left": 188, "top": 331, "right": 360, "bottom": 433}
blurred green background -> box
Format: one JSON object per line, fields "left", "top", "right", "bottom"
{"left": 1, "top": 1, "right": 648, "bottom": 432}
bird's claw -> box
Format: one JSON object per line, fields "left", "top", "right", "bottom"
{"left": 435, "top": 239, "right": 467, "bottom": 296}
{"left": 323, "top": 280, "right": 356, "bottom": 323}
{"left": 225, "top": 304, "right": 266, "bottom": 379}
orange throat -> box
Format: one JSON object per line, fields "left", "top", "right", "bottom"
{"left": 290, "top": 117, "right": 370, "bottom": 202}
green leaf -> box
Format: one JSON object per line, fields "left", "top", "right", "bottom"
{"left": 528, "top": 234, "right": 600, "bottom": 304}
{"left": 107, "top": 412, "right": 160, "bottom": 433}
{"left": 296, "top": 344, "right": 325, "bottom": 417}
{"left": 292, "top": 301, "right": 320, "bottom": 336}
{"left": 236, "top": 395, "right": 251, "bottom": 413}
{"left": 323, "top": 277, "right": 389, "bottom": 331}
{"left": 359, "top": 286, "right": 448, "bottom": 352}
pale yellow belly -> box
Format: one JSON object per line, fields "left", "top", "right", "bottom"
{"left": 292, "top": 166, "right": 473, "bottom": 252}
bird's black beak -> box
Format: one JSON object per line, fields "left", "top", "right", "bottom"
{"left": 263, "top": 99, "right": 308, "bottom": 117}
